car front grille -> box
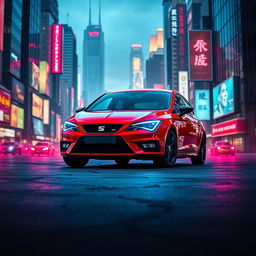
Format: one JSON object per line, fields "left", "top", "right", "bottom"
{"left": 83, "top": 124, "right": 123, "bottom": 134}
{"left": 71, "top": 136, "right": 133, "bottom": 154}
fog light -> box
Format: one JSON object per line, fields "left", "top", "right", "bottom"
{"left": 138, "top": 141, "right": 159, "bottom": 152}
{"left": 141, "top": 143, "right": 156, "bottom": 149}
{"left": 60, "top": 142, "right": 72, "bottom": 152}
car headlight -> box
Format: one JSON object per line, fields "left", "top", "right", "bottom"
{"left": 63, "top": 121, "right": 79, "bottom": 132}
{"left": 128, "top": 120, "right": 161, "bottom": 132}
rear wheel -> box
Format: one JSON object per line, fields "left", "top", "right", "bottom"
{"left": 153, "top": 129, "right": 177, "bottom": 168}
{"left": 115, "top": 159, "right": 130, "bottom": 167}
{"left": 191, "top": 136, "right": 206, "bottom": 165}
{"left": 63, "top": 156, "right": 89, "bottom": 168}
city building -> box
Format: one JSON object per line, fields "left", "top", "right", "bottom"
{"left": 162, "top": 0, "right": 189, "bottom": 100}
{"left": 60, "top": 24, "right": 78, "bottom": 121}
{"left": 1, "top": 0, "right": 24, "bottom": 143}
{"left": 209, "top": 0, "right": 256, "bottom": 152}
{"left": 82, "top": 0, "right": 105, "bottom": 105}
{"left": 130, "top": 44, "right": 144, "bottom": 90}
{"left": 146, "top": 29, "right": 164, "bottom": 89}
{"left": 40, "top": 0, "right": 61, "bottom": 142}
{"left": 162, "top": 0, "right": 172, "bottom": 89}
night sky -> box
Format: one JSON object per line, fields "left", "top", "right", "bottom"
{"left": 59, "top": 0, "right": 162, "bottom": 93}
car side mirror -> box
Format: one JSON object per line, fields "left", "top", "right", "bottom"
{"left": 179, "top": 105, "right": 194, "bottom": 116}
{"left": 75, "top": 107, "right": 85, "bottom": 113}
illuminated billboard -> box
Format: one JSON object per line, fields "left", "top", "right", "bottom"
{"left": 56, "top": 114, "right": 61, "bottom": 141}
{"left": 31, "top": 62, "right": 40, "bottom": 90}
{"left": 33, "top": 117, "right": 44, "bottom": 136}
{"left": 195, "top": 90, "right": 210, "bottom": 120}
{"left": 0, "top": 87, "right": 11, "bottom": 124}
{"left": 189, "top": 30, "right": 213, "bottom": 81}
{"left": 133, "top": 57, "right": 141, "bottom": 72}
{"left": 40, "top": 61, "right": 50, "bottom": 95}
{"left": 0, "top": 0, "right": 4, "bottom": 51}
{"left": 12, "top": 78, "right": 24, "bottom": 103}
{"left": 132, "top": 71, "right": 144, "bottom": 89}
{"left": 51, "top": 24, "right": 63, "bottom": 74}
{"left": 213, "top": 76, "right": 235, "bottom": 119}
{"left": 170, "top": 8, "right": 177, "bottom": 37}
{"left": 43, "top": 99, "right": 50, "bottom": 125}
{"left": 178, "top": 71, "right": 188, "bottom": 100}
{"left": 32, "top": 93, "right": 43, "bottom": 119}
{"left": 10, "top": 104, "right": 24, "bottom": 129}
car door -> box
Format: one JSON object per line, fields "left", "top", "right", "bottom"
{"left": 180, "top": 96, "right": 201, "bottom": 153}
{"left": 173, "top": 94, "right": 195, "bottom": 154}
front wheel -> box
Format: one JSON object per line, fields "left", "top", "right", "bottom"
{"left": 153, "top": 129, "right": 177, "bottom": 168}
{"left": 191, "top": 136, "right": 206, "bottom": 165}
{"left": 63, "top": 156, "right": 89, "bottom": 168}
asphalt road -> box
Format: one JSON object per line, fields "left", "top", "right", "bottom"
{"left": 0, "top": 153, "right": 256, "bottom": 256}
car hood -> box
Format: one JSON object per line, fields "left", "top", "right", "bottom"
{"left": 74, "top": 111, "right": 157, "bottom": 124}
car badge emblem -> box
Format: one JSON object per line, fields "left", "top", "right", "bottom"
{"left": 98, "top": 126, "right": 106, "bottom": 132}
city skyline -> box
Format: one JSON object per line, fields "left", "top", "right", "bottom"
{"left": 59, "top": 0, "right": 162, "bottom": 92}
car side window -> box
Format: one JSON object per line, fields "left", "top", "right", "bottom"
{"left": 172, "top": 103, "right": 179, "bottom": 114}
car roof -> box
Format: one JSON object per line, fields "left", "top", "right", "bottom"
{"left": 105, "top": 89, "right": 174, "bottom": 94}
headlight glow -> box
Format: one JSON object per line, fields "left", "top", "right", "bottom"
{"left": 63, "top": 121, "right": 79, "bottom": 132}
{"left": 128, "top": 120, "right": 161, "bottom": 132}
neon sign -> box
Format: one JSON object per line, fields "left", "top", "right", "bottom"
{"left": 51, "top": 24, "right": 63, "bottom": 74}
{"left": 189, "top": 30, "right": 212, "bottom": 81}
{"left": 88, "top": 31, "right": 100, "bottom": 37}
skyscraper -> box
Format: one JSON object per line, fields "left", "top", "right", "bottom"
{"left": 130, "top": 44, "right": 144, "bottom": 90}
{"left": 146, "top": 29, "right": 164, "bottom": 89}
{"left": 82, "top": 0, "right": 105, "bottom": 105}
{"left": 60, "top": 25, "right": 78, "bottom": 121}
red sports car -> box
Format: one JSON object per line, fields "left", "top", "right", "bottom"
{"left": 61, "top": 90, "right": 206, "bottom": 168}
{"left": 210, "top": 141, "right": 236, "bottom": 156}
{"left": 31, "top": 142, "right": 55, "bottom": 156}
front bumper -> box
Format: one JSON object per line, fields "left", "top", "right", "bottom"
{"left": 60, "top": 124, "right": 168, "bottom": 159}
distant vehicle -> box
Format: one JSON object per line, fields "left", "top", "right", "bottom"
{"left": 61, "top": 89, "right": 206, "bottom": 168}
{"left": 31, "top": 142, "right": 55, "bottom": 156}
{"left": 0, "top": 142, "right": 22, "bottom": 155}
{"left": 210, "top": 141, "right": 235, "bottom": 156}
{"left": 22, "top": 144, "right": 33, "bottom": 154}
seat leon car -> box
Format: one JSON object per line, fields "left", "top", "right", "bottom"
{"left": 61, "top": 90, "right": 206, "bottom": 168}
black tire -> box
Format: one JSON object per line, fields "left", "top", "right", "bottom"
{"left": 191, "top": 136, "right": 206, "bottom": 165}
{"left": 115, "top": 159, "right": 130, "bottom": 167}
{"left": 63, "top": 156, "right": 89, "bottom": 168}
{"left": 153, "top": 129, "right": 177, "bottom": 168}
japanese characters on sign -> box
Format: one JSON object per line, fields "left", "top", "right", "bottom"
{"left": 195, "top": 90, "right": 210, "bottom": 120}
{"left": 189, "top": 30, "right": 213, "bottom": 81}
{"left": 0, "top": 87, "right": 11, "bottom": 124}
{"left": 177, "top": 4, "right": 188, "bottom": 72}
{"left": 171, "top": 8, "right": 177, "bottom": 37}
{"left": 51, "top": 24, "right": 63, "bottom": 74}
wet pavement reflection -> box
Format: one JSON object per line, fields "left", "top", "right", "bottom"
{"left": 0, "top": 153, "right": 256, "bottom": 255}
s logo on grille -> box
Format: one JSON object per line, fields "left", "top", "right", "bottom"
{"left": 98, "top": 126, "right": 105, "bottom": 132}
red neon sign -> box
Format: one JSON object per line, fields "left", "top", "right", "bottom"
{"left": 51, "top": 24, "right": 63, "bottom": 74}
{"left": 0, "top": 0, "right": 4, "bottom": 51}
{"left": 88, "top": 31, "right": 100, "bottom": 37}
{"left": 189, "top": 30, "right": 212, "bottom": 81}
{"left": 211, "top": 119, "right": 247, "bottom": 137}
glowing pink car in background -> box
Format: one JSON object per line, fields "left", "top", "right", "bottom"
{"left": 210, "top": 141, "right": 236, "bottom": 156}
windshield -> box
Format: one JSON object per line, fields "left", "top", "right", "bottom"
{"left": 216, "top": 141, "right": 231, "bottom": 146}
{"left": 86, "top": 91, "right": 172, "bottom": 111}
{"left": 3, "top": 142, "right": 15, "bottom": 146}
{"left": 36, "top": 142, "right": 49, "bottom": 146}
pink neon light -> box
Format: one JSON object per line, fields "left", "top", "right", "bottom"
{"left": 51, "top": 24, "right": 63, "bottom": 74}
{"left": 88, "top": 31, "right": 100, "bottom": 37}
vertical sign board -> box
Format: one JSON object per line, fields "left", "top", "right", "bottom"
{"left": 179, "top": 71, "right": 189, "bottom": 100}
{"left": 171, "top": 8, "right": 178, "bottom": 37}
{"left": 195, "top": 90, "right": 210, "bottom": 120}
{"left": 0, "top": 88, "right": 11, "bottom": 124}
{"left": 189, "top": 30, "right": 213, "bottom": 81}
{"left": 40, "top": 61, "right": 50, "bottom": 95}
{"left": 177, "top": 4, "right": 188, "bottom": 71}
{"left": 51, "top": 24, "right": 63, "bottom": 74}
{"left": 0, "top": 0, "right": 4, "bottom": 51}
